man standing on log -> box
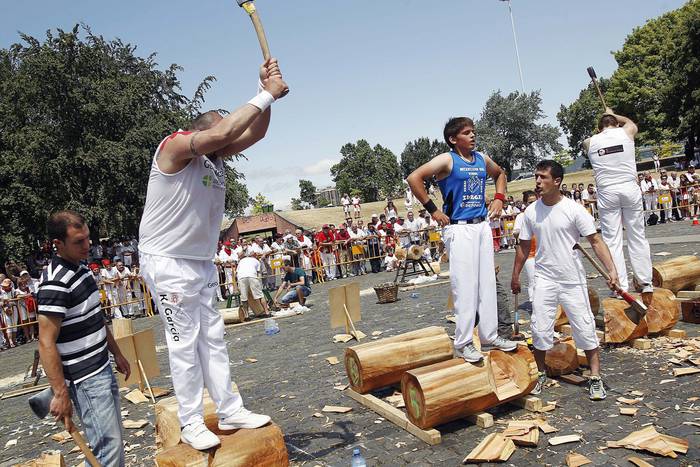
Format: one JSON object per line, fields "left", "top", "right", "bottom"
{"left": 584, "top": 109, "right": 653, "bottom": 303}
{"left": 407, "top": 117, "right": 517, "bottom": 363}
{"left": 138, "top": 59, "right": 288, "bottom": 450}
{"left": 511, "top": 160, "right": 618, "bottom": 400}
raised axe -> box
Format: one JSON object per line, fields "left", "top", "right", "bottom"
{"left": 586, "top": 66, "right": 607, "bottom": 110}
{"left": 29, "top": 387, "right": 102, "bottom": 467}
{"left": 236, "top": 0, "right": 271, "bottom": 60}
{"left": 573, "top": 243, "right": 648, "bottom": 324}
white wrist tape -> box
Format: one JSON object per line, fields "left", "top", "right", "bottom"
{"left": 248, "top": 90, "right": 274, "bottom": 111}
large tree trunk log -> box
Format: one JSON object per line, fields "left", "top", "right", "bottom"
{"left": 603, "top": 298, "right": 648, "bottom": 343}
{"left": 406, "top": 245, "right": 425, "bottom": 260}
{"left": 643, "top": 288, "right": 680, "bottom": 333}
{"left": 345, "top": 326, "right": 453, "bottom": 393}
{"left": 401, "top": 346, "right": 537, "bottom": 429}
{"left": 544, "top": 338, "right": 578, "bottom": 377}
{"left": 652, "top": 255, "right": 700, "bottom": 293}
{"left": 554, "top": 287, "right": 599, "bottom": 331}
{"left": 154, "top": 424, "right": 288, "bottom": 467}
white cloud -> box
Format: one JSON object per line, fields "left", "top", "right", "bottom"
{"left": 302, "top": 158, "right": 339, "bottom": 176}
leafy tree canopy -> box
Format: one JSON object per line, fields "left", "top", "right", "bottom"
{"left": 331, "top": 140, "right": 402, "bottom": 202}
{"left": 399, "top": 137, "right": 449, "bottom": 184}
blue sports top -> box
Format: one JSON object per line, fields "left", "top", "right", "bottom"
{"left": 437, "top": 151, "right": 488, "bottom": 220}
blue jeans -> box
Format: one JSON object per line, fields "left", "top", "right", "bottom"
{"left": 280, "top": 286, "right": 311, "bottom": 304}
{"left": 69, "top": 364, "right": 125, "bottom": 467}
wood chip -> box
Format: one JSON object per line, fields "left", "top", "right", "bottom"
{"left": 385, "top": 393, "right": 406, "bottom": 408}
{"left": 326, "top": 356, "right": 340, "bottom": 365}
{"left": 333, "top": 384, "right": 349, "bottom": 391}
{"left": 464, "top": 433, "right": 515, "bottom": 463}
{"left": 629, "top": 390, "right": 644, "bottom": 397}
{"left": 673, "top": 367, "right": 700, "bottom": 377}
{"left": 620, "top": 407, "right": 638, "bottom": 416}
{"left": 627, "top": 456, "right": 654, "bottom": 467}
{"left": 617, "top": 397, "right": 642, "bottom": 405}
{"left": 312, "top": 412, "right": 323, "bottom": 418}
{"left": 689, "top": 358, "right": 700, "bottom": 366}
{"left": 333, "top": 334, "right": 354, "bottom": 343}
{"left": 371, "top": 331, "right": 383, "bottom": 336}
{"left": 245, "top": 358, "right": 258, "bottom": 363}
{"left": 445, "top": 315, "right": 457, "bottom": 323}
{"left": 565, "top": 452, "right": 592, "bottom": 467}
{"left": 548, "top": 434, "right": 581, "bottom": 446}
{"left": 538, "top": 404, "right": 556, "bottom": 413}
{"left": 124, "top": 389, "right": 149, "bottom": 404}
{"left": 321, "top": 405, "right": 352, "bottom": 413}
{"left": 4, "top": 439, "right": 17, "bottom": 448}
{"left": 607, "top": 426, "right": 688, "bottom": 458}
{"left": 51, "top": 430, "right": 72, "bottom": 443}
{"left": 654, "top": 251, "right": 672, "bottom": 256}
{"left": 502, "top": 421, "right": 539, "bottom": 447}
{"left": 536, "top": 420, "right": 559, "bottom": 434}
{"left": 123, "top": 419, "right": 149, "bottom": 429}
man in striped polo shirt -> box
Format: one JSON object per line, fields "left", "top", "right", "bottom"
{"left": 37, "top": 211, "right": 131, "bottom": 467}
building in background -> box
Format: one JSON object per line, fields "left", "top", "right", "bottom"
{"left": 316, "top": 186, "right": 340, "bottom": 207}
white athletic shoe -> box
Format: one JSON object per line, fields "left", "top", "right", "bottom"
{"left": 481, "top": 336, "right": 517, "bottom": 352}
{"left": 641, "top": 284, "right": 654, "bottom": 294}
{"left": 181, "top": 422, "right": 221, "bottom": 450}
{"left": 218, "top": 407, "right": 271, "bottom": 430}
{"left": 455, "top": 344, "right": 484, "bottom": 363}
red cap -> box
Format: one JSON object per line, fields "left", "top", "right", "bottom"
{"left": 101, "top": 259, "right": 110, "bottom": 266}
{"left": 89, "top": 263, "right": 100, "bottom": 270}
{"left": 223, "top": 241, "right": 232, "bottom": 247}
{"left": 322, "top": 224, "right": 329, "bottom": 229}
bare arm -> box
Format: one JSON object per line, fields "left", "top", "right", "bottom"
{"left": 38, "top": 314, "right": 73, "bottom": 428}
{"left": 406, "top": 153, "right": 453, "bottom": 226}
{"left": 604, "top": 107, "right": 638, "bottom": 139}
{"left": 510, "top": 239, "right": 531, "bottom": 294}
{"left": 586, "top": 233, "right": 619, "bottom": 289}
{"left": 214, "top": 108, "right": 271, "bottom": 158}
{"left": 484, "top": 154, "right": 507, "bottom": 219}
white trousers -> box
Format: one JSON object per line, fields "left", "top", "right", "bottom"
{"left": 223, "top": 267, "right": 235, "bottom": 295}
{"left": 105, "top": 285, "right": 123, "bottom": 319}
{"left": 598, "top": 182, "right": 653, "bottom": 292}
{"left": 643, "top": 194, "right": 657, "bottom": 215}
{"left": 532, "top": 277, "right": 598, "bottom": 351}
{"left": 321, "top": 252, "right": 336, "bottom": 279}
{"left": 444, "top": 222, "right": 498, "bottom": 349}
{"left": 524, "top": 257, "right": 535, "bottom": 302}
{"left": 140, "top": 253, "right": 242, "bottom": 426}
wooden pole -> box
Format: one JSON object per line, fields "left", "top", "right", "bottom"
{"left": 68, "top": 424, "right": 101, "bottom": 467}
{"left": 343, "top": 303, "right": 362, "bottom": 340}
{"left": 137, "top": 359, "right": 156, "bottom": 403}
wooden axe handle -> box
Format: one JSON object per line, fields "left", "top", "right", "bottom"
{"left": 242, "top": 2, "right": 270, "bottom": 60}
{"left": 69, "top": 425, "right": 102, "bottom": 467}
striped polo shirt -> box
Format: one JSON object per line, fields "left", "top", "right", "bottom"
{"left": 37, "top": 256, "right": 109, "bottom": 383}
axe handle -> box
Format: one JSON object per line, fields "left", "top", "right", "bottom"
{"left": 249, "top": 10, "right": 271, "bottom": 60}
{"left": 69, "top": 426, "right": 102, "bottom": 467}
{"left": 590, "top": 77, "right": 607, "bottom": 110}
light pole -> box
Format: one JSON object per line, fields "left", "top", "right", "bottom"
{"left": 500, "top": 0, "right": 525, "bottom": 93}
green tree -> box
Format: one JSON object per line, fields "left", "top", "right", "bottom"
{"left": 290, "top": 198, "right": 304, "bottom": 210}
{"left": 553, "top": 150, "right": 575, "bottom": 168}
{"left": 331, "top": 140, "right": 402, "bottom": 202}
{"left": 250, "top": 192, "right": 272, "bottom": 214}
{"left": 0, "top": 25, "right": 249, "bottom": 262}
{"left": 476, "top": 90, "right": 562, "bottom": 179}
{"left": 298, "top": 179, "right": 317, "bottom": 207}
{"left": 399, "top": 137, "right": 450, "bottom": 186}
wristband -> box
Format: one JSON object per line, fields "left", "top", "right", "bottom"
{"left": 423, "top": 199, "right": 438, "bottom": 214}
{"left": 494, "top": 192, "right": 506, "bottom": 202}
{"left": 247, "top": 90, "right": 274, "bottom": 112}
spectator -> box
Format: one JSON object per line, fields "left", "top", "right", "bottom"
{"left": 640, "top": 172, "right": 659, "bottom": 223}
{"left": 100, "top": 260, "right": 123, "bottom": 319}
{"left": 315, "top": 225, "right": 336, "bottom": 280}
{"left": 351, "top": 194, "right": 362, "bottom": 219}
{"left": 384, "top": 200, "right": 398, "bottom": 220}
{"left": 1, "top": 279, "right": 18, "bottom": 347}
{"left": 217, "top": 241, "right": 237, "bottom": 298}
{"left": 341, "top": 193, "right": 351, "bottom": 218}
{"left": 669, "top": 172, "right": 682, "bottom": 220}
{"left": 365, "top": 224, "right": 382, "bottom": 273}
{"left": 236, "top": 250, "right": 269, "bottom": 321}
{"left": 652, "top": 152, "right": 660, "bottom": 172}
{"left": 658, "top": 173, "right": 674, "bottom": 223}
{"left": 334, "top": 224, "right": 351, "bottom": 278}
{"left": 348, "top": 224, "right": 366, "bottom": 276}
{"left": 584, "top": 184, "right": 598, "bottom": 219}
{"left": 274, "top": 259, "right": 311, "bottom": 308}
{"left": 383, "top": 247, "right": 399, "bottom": 272}
{"left": 114, "top": 261, "right": 134, "bottom": 318}
{"left": 282, "top": 235, "right": 301, "bottom": 267}
{"left": 405, "top": 211, "right": 422, "bottom": 246}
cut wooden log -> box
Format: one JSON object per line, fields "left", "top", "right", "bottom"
{"left": 554, "top": 287, "right": 600, "bottom": 331}
{"left": 155, "top": 384, "right": 239, "bottom": 450}
{"left": 344, "top": 326, "right": 453, "bottom": 393}
{"left": 16, "top": 451, "right": 65, "bottom": 467}
{"left": 221, "top": 308, "right": 242, "bottom": 325}
{"left": 652, "top": 255, "right": 700, "bottom": 293}
{"left": 545, "top": 338, "right": 579, "bottom": 377}
{"left": 603, "top": 298, "right": 649, "bottom": 343}
{"left": 154, "top": 423, "right": 288, "bottom": 467}
{"left": 406, "top": 245, "right": 425, "bottom": 260}
{"left": 401, "top": 346, "right": 537, "bottom": 429}
{"left": 643, "top": 288, "right": 680, "bottom": 333}
{"left": 463, "top": 433, "right": 515, "bottom": 463}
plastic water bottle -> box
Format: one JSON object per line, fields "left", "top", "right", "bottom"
{"left": 410, "top": 292, "right": 420, "bottom": 299}
{"left": 264, "top": 318, "right": 280, "bottom": 335}
{"left": 350, "top": 448, "right": 366, "bottom": 467}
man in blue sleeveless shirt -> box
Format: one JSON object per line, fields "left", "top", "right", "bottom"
{"left": 407, "top": 117, "right": 516, "bottom": 362}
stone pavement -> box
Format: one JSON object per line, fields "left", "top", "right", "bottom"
{"left": 1, "top": 220, "right": 700, "bottom": 466}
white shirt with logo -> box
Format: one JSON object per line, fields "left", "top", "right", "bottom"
{"left": 587, "top": 127, "right": 637, "bottom": 190}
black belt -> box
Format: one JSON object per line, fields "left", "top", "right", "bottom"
{"left": 450, "top": 216, "right": 486, "bottom": 225}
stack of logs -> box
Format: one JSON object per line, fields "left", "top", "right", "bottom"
{"left": 345, "top": 327, "right": 537, "bottom": 429}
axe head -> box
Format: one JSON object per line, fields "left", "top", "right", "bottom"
{"left": 587, "top": 66, "right": 597, "bottom": 79}
{"left": 236, "top": 0, "right": 252, "bottom": 6}
{"left": 28, "top": 387, "right": 54, "bottom": 419}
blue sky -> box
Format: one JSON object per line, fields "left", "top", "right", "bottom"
{"left": 2, "top": 0, "right": 686, "bottom": 209}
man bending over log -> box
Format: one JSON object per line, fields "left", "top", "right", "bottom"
{"left": 511, "top": 160, "right": 618, "bottom": 400}
{"left": 407, "top": 117, "right": 516, "bottom": 363}
{"left": 137, "top": 59, "right": 288, "bottom": 450}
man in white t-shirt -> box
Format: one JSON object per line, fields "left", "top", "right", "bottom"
{"left": 100, "top": 260, "right": 123, "bottom": 319}
{"left": 404, "top": 211, "right": 422, "bottom": 245}
{"left": 512, "top": 160, "right": 618, "bottom": 401}
{"left": 236, "top": 249, "right": 268, "bottom": 321}
{"left": 137, "top": 59, "right": 287, "bottom": 450}
{"left": 640, "top": 172, "right": 658, "bottom": 220}
{"left": 351, "top": 195, "right": 361, "bottom": 219}
{"left": 341, "top": 193, "right": 351, "bottom": 219}
{"left": 584, "top": 108, "right": 653, "bottom": 300}
{"left": 217, "top": 242, "right": 238, "bottom": 297}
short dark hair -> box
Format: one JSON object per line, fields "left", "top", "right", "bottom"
{"left": 522, "top": 190, "right": 536, "bottom": 203}
{"left": 190, "top": 110, "right": 221, "bottom": 131}
{"left": 283, "top": 259, "right": 293, "bottom": 267}
{"left": 443, "top": 117, "right": 474, "bottom": 149}
{"left": 47, "top": 210, "right": 86, "bottom": 242}
{"left": 535, "top": 160, "right": 564, "bottom": 184}
{"left": 598, "top": 114, "right": 619, "bottom": 130}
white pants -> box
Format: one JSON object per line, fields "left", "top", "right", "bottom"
{"left": 223, "top": 267, "right": 235, "bottom": 295}
{"left": 598, "top": 182, "right": 653, "bottom": 292}
{"left": 523, "top": 257, "right": 535, "bottom": 302}
{"left": 659, "top": 200, "right": 671, "bottom": 220}
{"left": 532, "top": 277, "right": 598, "bottom": 351}
{"left": 321, "top": 251, "right": 336, "bottom": 279}
{"left": 643, "top": 194, "right": 657, "bottom": 215}
{"left": 140, "top": 253, "right": 242, "bottom": 426}
{"left": 105, "top": 285, "right": 123, "bottom": 319}
{"left": 444, "top": 222, "right": 498, "bottom": 349}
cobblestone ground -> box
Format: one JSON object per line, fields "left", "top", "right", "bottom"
{"left": 1, "top": 221, "right": 700, "bottom": 466}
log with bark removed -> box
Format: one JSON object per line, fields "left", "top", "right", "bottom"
{"left": 344, "top": 326, "right": 453, "bottom": 393}
{"left": 603, "top": 288, "right": 678, "bottom": 342}
{"left": 652, "top": 255, "right": 700, "bottom": 293}
{"left": 544, "top": 338, "right": 579, "bottom": 377}
{"left": 401, "top": 346, "right": 537, "bottom": 429}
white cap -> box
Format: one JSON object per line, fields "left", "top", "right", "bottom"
{"left": 19, "top": 270, "right": 29, "bottom": 276}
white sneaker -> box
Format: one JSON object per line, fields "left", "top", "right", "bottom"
{"left": 181, "top": 422, "right": 220, "bottom": 450}
{"left": 218, "top": 407, "right": 271, "bottom": 430}
{"left": 481, "top": 336, "right": 517, "bottom": 352}
{"left": 641, "top": 284, "right": 654, "bottom": 294}
{"left": 455, "top": 343, "right": 484, "bottom": 363}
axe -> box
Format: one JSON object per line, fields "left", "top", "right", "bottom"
{"left": 29, "top": 388, "right": 102, "bottom": 467}
{"left": 237, "top": 0, "right": 271, "bottom": 60}
{"left": 586, "top": 66, "right": 607, "bottom": 110}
